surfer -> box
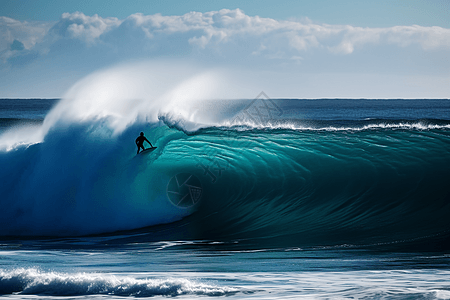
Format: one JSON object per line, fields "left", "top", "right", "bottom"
{"left": 136, "top": 132, "right": 153, "bottom": 154}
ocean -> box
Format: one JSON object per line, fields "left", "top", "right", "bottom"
{"left": 1, "top": 97, "right": 450, "bottom": 299}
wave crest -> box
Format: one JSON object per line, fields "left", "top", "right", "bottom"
{"left": 0, "top": 268, "right": 239, "bottom": 297}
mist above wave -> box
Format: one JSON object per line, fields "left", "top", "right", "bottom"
{"left": 0, "top": 60, "right": 235, "bottom": 151}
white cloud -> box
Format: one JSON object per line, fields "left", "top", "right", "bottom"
{"left": 0, "top": 17, "right": 51, "bottom": 62}
{"left": 49, "top": 12, "right": 120, "bottom": 44}
{"left": 0, "top": 17, "right": 50, "bottom": 50}
{"left": 385, "top": 25, "right": 450, "bottom": 49}
{"left": 1, "top": 9, "right": 449, "bottom": 97}
{"left": 2, "top": 9, "right": 450, "bottom": 62}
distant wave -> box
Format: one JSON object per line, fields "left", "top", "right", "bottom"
{"left": 215, "top": 118, "right": 450, "bottom": 132}
{"left": 158, "top": 114, "right": 450, "bottom": 133}
{"left": 0, "top": 268, "right": 239, "bottom": 297}
{"left": 0, "top": 118, "right": 43, "bottom": 130}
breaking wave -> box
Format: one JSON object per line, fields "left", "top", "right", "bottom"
{"left": 0, "top": 268, "right": 239, "bottom": 297}
{"left": 0, "top": 63, "right": 449, "bottom": 251}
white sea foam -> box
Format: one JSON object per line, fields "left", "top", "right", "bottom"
{"left": 0, "top": 268, "right": 239, "bottom": 297}
{"left": 219, "top": 119, "right": 450, "bottom": 132}
{"left": 3, "top": 268, "right": 448, "bottom": 298}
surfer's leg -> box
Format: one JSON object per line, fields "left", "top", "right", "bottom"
{"left": 137, "top": 144, "right": 145, "bottom": 154}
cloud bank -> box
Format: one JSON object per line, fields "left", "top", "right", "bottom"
{"left": 1, "top": 9, "right": 449, "bottom": 98}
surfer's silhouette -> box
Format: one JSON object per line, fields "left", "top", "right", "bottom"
{"left": 136, "top": 132, "right": 153, "bottom": 154}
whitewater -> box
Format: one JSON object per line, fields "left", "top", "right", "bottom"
{"left": 1, "top": 63, "right": 450, "bottom": 299}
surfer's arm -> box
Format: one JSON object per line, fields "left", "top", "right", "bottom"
{"left": 145, "top": 138, "right": 153, "bottom": 147}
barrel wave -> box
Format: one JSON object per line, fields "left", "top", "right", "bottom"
{"left": 0, "top": 63, "right": 449, "bottom": 251}
{"left": 1, "top": 116, "right": 450, "bottom": 250}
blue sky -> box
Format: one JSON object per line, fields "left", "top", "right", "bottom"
{"left": 1, "top": 0, "right": 449, "bottom": 98}
{"left": 2, "top": 0, "right": 449, "bottom": 27}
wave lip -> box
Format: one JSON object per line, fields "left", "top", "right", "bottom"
{"left": 0, "top": 268, "right": 239, "bottom": 297}
{"left": 217, "top": 118, "right": 450, "bottom": 132}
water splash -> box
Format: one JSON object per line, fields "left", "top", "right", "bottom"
{"left": 1, "top": 60, "right": 224, "bottom": 151}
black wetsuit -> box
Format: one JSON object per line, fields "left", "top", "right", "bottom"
{"left": 136, "top": 136, "right": 152, "bottom": 154}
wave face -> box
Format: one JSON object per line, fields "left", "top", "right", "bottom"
{"left": 0, "top": 64, "right": 449, "bottom": 250}
{"left": 1, "top": 117, "right": 450, "bottom": 249}
{"left": 166, "top": 124, "right": 450, "bottom": 248}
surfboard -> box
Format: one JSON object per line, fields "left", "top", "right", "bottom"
{"left": 139, "top": 147, "right": 157, "bottom": 155}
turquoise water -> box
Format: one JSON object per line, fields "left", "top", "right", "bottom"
{"left": 1, "top": 98, "right": 450, "bottom": 298}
